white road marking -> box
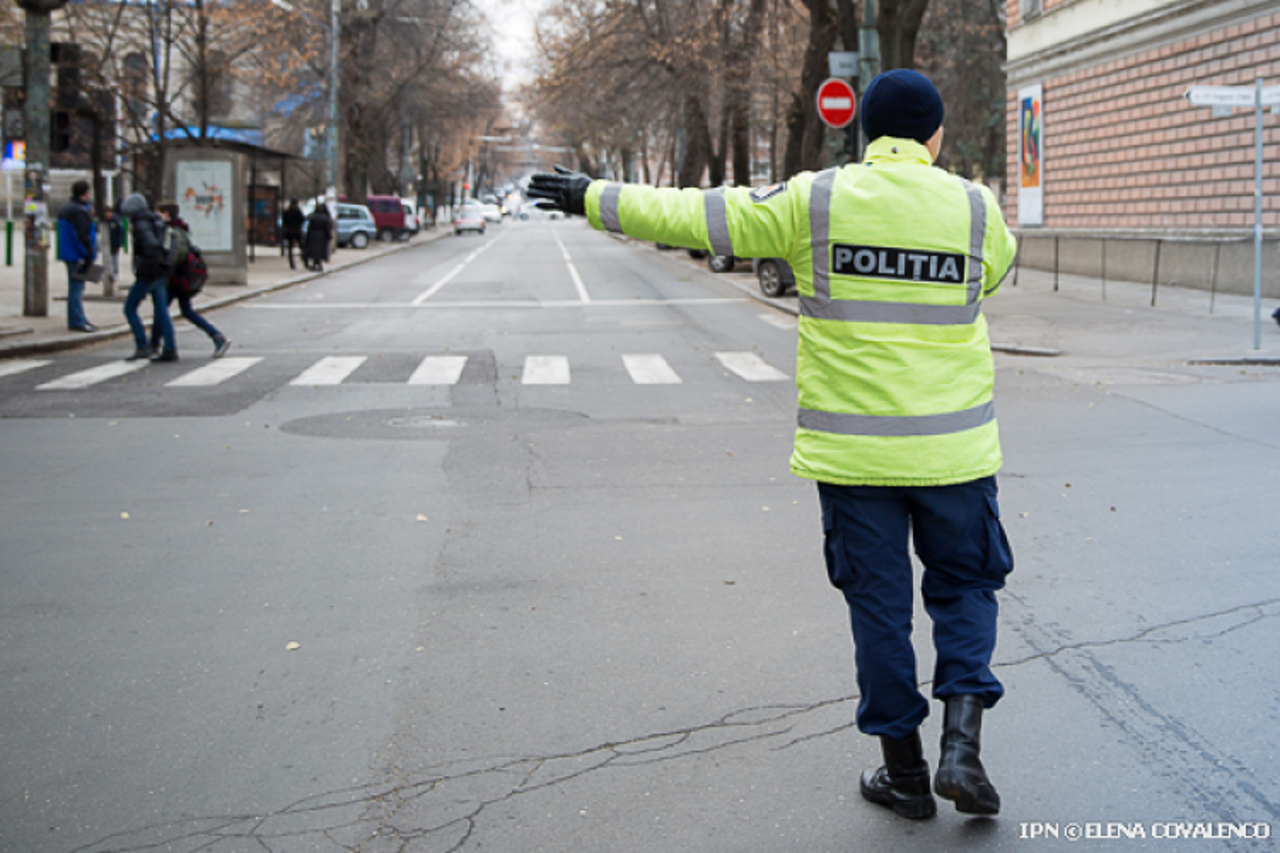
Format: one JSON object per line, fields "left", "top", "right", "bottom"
{"left": 622, "top": 353, "right": 682, "bottom": 385}
{"left": 37, "top": 359, "right": 148, "bottom": 390}
{"left": 245, "top": 298, "right": 747, "bottom": 310}
{"left": 411, "top": 233, "right": 503, "bottom": 304}
{"left": 0, "top": 359, "right": 51, "bottom": 379}
{"left": 552, "top": 231, "right": 591, "bottom": 303}
{"left": 715, "top": 351, "right": 790, "bottom": 382}
{"left": 166, "top": 357, "right": 263, "bottom": 387}
{"left": 408, "top": 355, "right": 468, "bottom": 385}
{"left": 758, "top": 312, "right": 797, "bottom": 330}
{"left": 289, "top": 356, "right": 368, "bottom": 386}
{"left": 522, "top": 355, "right": 570, "bottom": 385}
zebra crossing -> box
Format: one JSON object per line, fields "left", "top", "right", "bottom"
{"left": 5, "top": 351, "right": 792, "bottom": 393}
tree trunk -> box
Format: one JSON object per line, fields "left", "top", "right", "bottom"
{"left": 678, "top": 93, "right": 711, "bottom": 188}
{"left": 708, "top": 114, "right": 727, "bottom": 188}
{"left": 879, "top": 0, "right": 931, "bottom": 70}
{"left": 783, "top": 0, "right": 837, "bottom": 177}
{"left": 729, "top": 0, "right": 767, "bottom": 186}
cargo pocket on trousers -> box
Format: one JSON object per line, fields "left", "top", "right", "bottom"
{"left": 984, "top": 493, "right": 1014, "bottom": 580}
{"left": 821, "top": 501, "right": 857, "bottom": 593}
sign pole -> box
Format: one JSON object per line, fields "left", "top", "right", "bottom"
{"left": 1253, "top": 77, "right": 1263, "bottom": 351}
{"left": 1185, "top": 82, "right": 1274, "bottom": 351}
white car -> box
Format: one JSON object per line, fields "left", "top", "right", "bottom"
{"left": 462, "top": 199, "right": 503, "bottom": 224}
{"left": 400, "top": 198, "right": 421, "bottom": 234}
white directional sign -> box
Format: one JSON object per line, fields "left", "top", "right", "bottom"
{"left": 1184, "top": 85, "right": 1256, "bottom": 106}
{"left": 1184, "top": 84, "right": 1280, "bottom": 107}
{"left": 828, "top": 52, "right": 860, "bottom": 78}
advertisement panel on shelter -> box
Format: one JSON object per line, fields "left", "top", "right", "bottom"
{"left": 175, "top": 161, "right": 233, "bottom": 252}
{"left": 1018, "top": 83, "right": 1043, "bottom": 227}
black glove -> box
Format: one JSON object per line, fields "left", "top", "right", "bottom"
{"left": 527, "top": 165, "right": 592, "bottom": 216}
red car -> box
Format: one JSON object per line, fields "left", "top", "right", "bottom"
{"left": 365, "top": 195, "right": 409, "bottom": 241}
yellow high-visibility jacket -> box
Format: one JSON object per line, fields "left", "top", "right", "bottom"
{"left": 584, "top": 136, "right": 1018, "bottom": 486}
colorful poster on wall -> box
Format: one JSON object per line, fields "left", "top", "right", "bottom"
{"left": 1018, "top": 83, "right": 1043, "bottom": 226}
{"left": 175, "top": 160, "right": 233, "bottom": 252}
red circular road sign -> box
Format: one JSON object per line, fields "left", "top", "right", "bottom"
{"left": 816, "top": 77, "right": 857, "bottom": 129}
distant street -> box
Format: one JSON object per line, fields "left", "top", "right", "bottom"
{"left": 2, "top": 218, "right": 1278, "bottom": 852}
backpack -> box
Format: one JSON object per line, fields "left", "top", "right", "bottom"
{"left": 170, "top": 239, "right": 208, "bottom": 298}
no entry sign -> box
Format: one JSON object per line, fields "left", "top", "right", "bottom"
{"left": 817, "top": 77, "right": 857, "bottom": 128}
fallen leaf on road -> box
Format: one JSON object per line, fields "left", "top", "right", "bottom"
{"left": 120, "top": 512, "right": 130, "bottom": 520}
{"left": 416, "top": 513, "right": 428, "bottom": 521}
{"left": 285, "top": 642, "right": 301, "bottom": 651}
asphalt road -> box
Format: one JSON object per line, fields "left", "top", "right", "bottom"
{"left": 1, "top": 218, "right": 1278, "bottom": 852}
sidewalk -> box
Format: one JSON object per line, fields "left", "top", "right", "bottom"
{"left": 0, "top": 227, "right": 452, "bottom": 358}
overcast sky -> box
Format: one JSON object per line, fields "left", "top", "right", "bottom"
{"left": 473, "top": 0, "right": 541, "bottom": 93}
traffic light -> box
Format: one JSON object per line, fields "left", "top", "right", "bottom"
{"left": 52, "top": 43, "right": 81, "bottom": 110}
{"left": 51, "top": 110, "right": 71, "bottom": 153}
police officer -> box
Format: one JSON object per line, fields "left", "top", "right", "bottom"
{"left": 529, "top": 69, "right": 1016, "bottom": 821}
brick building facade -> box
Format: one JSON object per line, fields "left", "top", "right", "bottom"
{"left": 1004, "top": 0, "right": 1278, "bottom": 295}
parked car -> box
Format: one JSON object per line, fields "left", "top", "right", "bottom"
{"left": 365, "top": 194, "right": 410, "bottom": 241}
{"left": 753, "top": 257, "right": 795, "bottom": 297}
{"left": 335, "top": 203, "right": 377, "bottom": 249}
{"left": 708, "top": 254, "right": 736, "bottom": 273}
{"left": 401, "top": 198, "right": 421, "bottom": 235}
{"left": 454, "top": 206, "right": 486, "bottom": 235}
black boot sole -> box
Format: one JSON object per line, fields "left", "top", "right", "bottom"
{"left": 934, "top": 771, "right": 1000, "bottom": 815}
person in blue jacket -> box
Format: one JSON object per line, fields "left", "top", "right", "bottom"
{"left": 56, "top": 180, "right": 98, "bottom": 332}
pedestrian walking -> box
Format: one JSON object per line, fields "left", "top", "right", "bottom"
{"left": 303, "top": 201, "right": 333, "bottom": 272}
{"left": 103, "top": 205, "right": 124, "bottom": 284}
{"left": 119, "top": 193, "right": 177, "bottom": 361}
{"left": 529, "top": 69, "right": 1017, "bottom": 821}
{"left": 148, "top": 202, "right": 230, "bottom": 358}
{"left": 56, "top": 179, "right": 98, "bottom": 332}
{"left": 282, "top": 198, "right": 305, "bottom": 270}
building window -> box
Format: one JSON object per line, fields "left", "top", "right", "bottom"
{"left": 1022, "top": 0, "right": 1041, "bottom": 18}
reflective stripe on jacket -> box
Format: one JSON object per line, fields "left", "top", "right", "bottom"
{"left": 584, "top": 136, "right": 1017, "bottom": 486}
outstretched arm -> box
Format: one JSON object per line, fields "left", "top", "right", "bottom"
{"left": 528, "top": 167, "right": 807, "bottom": 263}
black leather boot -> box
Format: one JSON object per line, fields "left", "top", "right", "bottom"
{"left": 934, "top": 695, "right": 1000, "bottom": 815}
{"left": 860, "top": 731, "right": 937, "bottom": 819}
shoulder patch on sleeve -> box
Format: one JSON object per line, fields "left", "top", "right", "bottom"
{"left": 749, "top": 182, "right": 788, "bottom": 204}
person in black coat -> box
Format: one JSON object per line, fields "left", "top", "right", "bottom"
{"left": 303, "top": 203, "right": 333, "bottom": 272}
{"left": 119, "top": 193, "right": 176, "bottom": 360}
{"left": 282, "top": 198, "right": 305, "bottom": 270}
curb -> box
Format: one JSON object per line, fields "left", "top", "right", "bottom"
{"left": 0, "top": 229, "right": 453, "bottom": 359}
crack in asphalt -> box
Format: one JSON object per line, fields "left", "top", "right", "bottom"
{"left": 71, "top": 597, "right": 1278, "bottom": 852}
{"left": 1001, "top": 593, "right": 1280, "bottom": 848}
{"left": 995, "top": 594, "right": 1280, "bottom": 669}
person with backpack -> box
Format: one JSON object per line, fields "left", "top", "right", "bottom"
{"left": 150, "top": 202, "right": 230, "bottom": 358}
{"left": 56, "top": 179, "right": 98, "bottom": 332}
{"left": 120, "top": 193, "right": 177, "bottom": 361}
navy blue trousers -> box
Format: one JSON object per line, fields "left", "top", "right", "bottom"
{"left": 818, "top": 476, "right": 1013, "bottom": 739}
